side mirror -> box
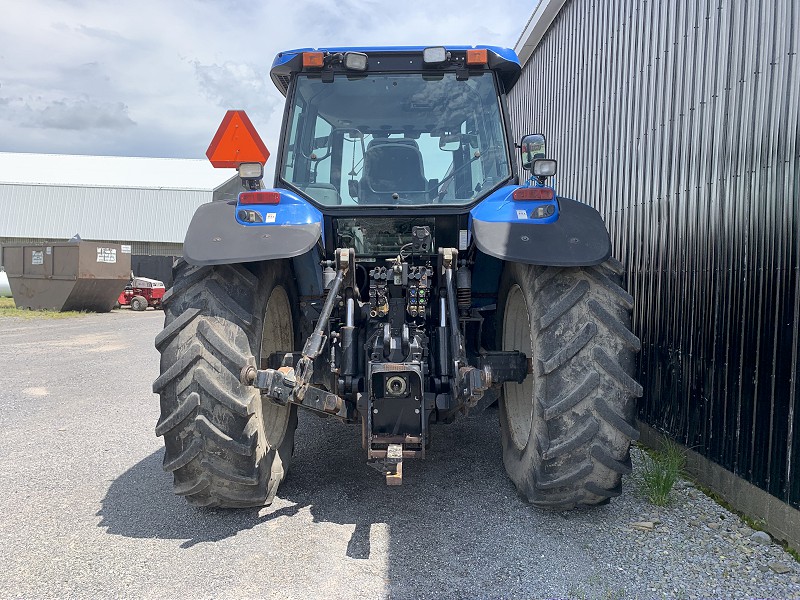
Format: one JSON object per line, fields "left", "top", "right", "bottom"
{"left": 520, "top": 134, "right": 546, "bottom": 170}
{"left": 439, "top": 133, "right": 479, "bottom": 152}
{"left": 439, "top": 134, "right": 462, "bottom": 152}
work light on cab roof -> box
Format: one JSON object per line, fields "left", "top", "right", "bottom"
{"left": 301, "top": 50, "right": 368, "bottom": 71}
{"left": 268, "top": 45, "right": 522, "bottom": 94}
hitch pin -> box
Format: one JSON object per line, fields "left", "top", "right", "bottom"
{"left": 385, "top": 443, "right": 403, "bottom": 486}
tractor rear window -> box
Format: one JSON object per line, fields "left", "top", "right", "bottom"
{"left": 280, "top": 72, "right": 511, "bottom": 207}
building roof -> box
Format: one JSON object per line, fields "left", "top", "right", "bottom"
{"left": 0, "top": 152, "right": 235, "bottom": 191}
{"left": 514, "top": 0, "right": 569, "bottom": 65}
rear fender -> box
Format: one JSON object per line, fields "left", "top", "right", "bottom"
{"left": 183, "top": 189, "right": 323, "bottom": 266}
{"left": 470, "top": 186, "right": 611, "bottom": 266}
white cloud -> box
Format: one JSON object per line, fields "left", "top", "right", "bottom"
{"left": 0, "top": 0, "right": 537, "bottom": 160}
{"left": 29, "top": 97, "right": 135, "bottom": 130}
{"left": 193, "top": 60, "right": 280, "bottom": 124}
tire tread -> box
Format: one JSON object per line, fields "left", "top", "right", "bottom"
{"left": 499, "top": 259, "right": 642, "bottom": 508}
{"left": 154, "top": 259, "right": 296, "bottom": 508}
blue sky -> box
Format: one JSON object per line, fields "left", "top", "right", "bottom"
{"left": 0, "top": 0, "right": 536, "bottom": 162}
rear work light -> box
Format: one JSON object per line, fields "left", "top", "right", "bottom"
{"left": 238, "top": 162, "right": 263, "bottom": 180}
{"left": 240, "top": 191, "right": 281, "bottom": 205}
{"left": 302, "top": 52, "right": 324, "bottom": 69}
{"left": 466, "top": 49, "right": 488, "bottom": 66}
{"left": 343, "top": 52, "right": 368, "bottom": 71}
{"left": 512, "top": 187, "right": 555, "bottom": 201}
{"left": 532, "top": 159, "right": 558, "bottom": 177}
{"left": 423, "top": 46, "right": 448, "bottom": 65}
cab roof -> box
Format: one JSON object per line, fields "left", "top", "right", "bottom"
{"left": 270, "top": 45, "right": 521, "bottom": 95}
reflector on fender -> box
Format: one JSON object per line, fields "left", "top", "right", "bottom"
{"left": 466, "top": 49, "right": 488, "bottom": 66}
{"left": 240, "top": 191, "right": 280, "bottom": 205}
{"left": 302, "top": 52, "right": 324, "bottom": 68}
{"left": 512, "top": 187, "right": 555, "bottom": 201}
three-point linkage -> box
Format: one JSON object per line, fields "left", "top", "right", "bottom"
{"left": 242, "top": 249, "right": 353, "bottom": 419}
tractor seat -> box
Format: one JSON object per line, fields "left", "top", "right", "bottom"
{"left": 301, "top": 183, "right": 342, "bottom": 205}
{"left": 359, "top": 139, "right": 427, "bottom": 203}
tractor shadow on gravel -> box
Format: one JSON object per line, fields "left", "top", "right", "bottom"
{"left": 96, "top": 448, "right": 288, "bottom": 548}
{"left": 97, "top": 406, "right": 518, "bottom": 549}
{"left": 98, "top": 405, "right": 618, "bottom": 594}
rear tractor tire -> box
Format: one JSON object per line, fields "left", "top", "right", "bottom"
{"left": 131, "top": 295, "right": 147, "bottom": 311}
{"left": 497, "top": 259, "right": 643, "bottom": 509}
{"left": 153, "top": 259, "right": 298, "bottom": 507}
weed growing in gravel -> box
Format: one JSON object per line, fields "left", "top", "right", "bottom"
{"left": 638, "top": 439, "right": 686, "bottom": 506}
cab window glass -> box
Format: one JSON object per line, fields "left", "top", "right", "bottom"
{"left": 281, "top": 72, "right": 510, "bottom": 206}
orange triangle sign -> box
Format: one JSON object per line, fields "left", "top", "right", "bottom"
{"left": 206, "top": 110, "right": 270, "bottom": 168}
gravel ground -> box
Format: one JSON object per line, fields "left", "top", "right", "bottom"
{"left": 0, "top": 309, "right": 798, "bottom": 599}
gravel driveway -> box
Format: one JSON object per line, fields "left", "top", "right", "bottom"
{"left": 0, "top": 310, "right": 798, "bottom": 599}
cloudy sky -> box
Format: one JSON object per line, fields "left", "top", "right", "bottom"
{"left": 0, "top": 0, "right": 536, "bottom": 163}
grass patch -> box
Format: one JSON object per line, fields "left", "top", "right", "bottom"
{"left": 787, "top": 545, "right": 800, "bottom": 563}
{"left": 637, "top": 433, "right": 800, "bottom": 560}
{"left": 0, "top": 297, "right": 87, "bottom": 319}
{"left": 637, "top": 438, "right": 686, "bottom": 506}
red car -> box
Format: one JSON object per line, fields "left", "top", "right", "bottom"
{"left": 117, "top": 276, "right": 166, "bottom": 311}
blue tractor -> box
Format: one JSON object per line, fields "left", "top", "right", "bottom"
{"left": 153, "top": 46, "right": 643, "bottom": 508}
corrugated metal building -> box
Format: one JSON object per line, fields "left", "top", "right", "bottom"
{"left": 0, "top": 152, "right": 238, "bottom": 284}
{"left": 509, "top": 0, "right": 799, "bottom": 538}
{"left": 0, "top": 152, "right": 238, "bottom": 255}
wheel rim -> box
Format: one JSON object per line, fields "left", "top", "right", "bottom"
{"left": 502, "top": 284, "right": 534, "bottom": 451}
{"left": 260, "top": 285, "right": 293, "bottom": 444}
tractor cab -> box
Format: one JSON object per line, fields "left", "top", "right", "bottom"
{"left": 268, "top": 47, "right": 521, "bottom": 208}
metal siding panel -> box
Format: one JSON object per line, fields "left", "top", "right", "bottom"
{"left": 0, "top": 185, "right": 212, "bottom": 244}
{"left": 788, "top": 0, "right": 800, "bottom": 508}
{"left": 510, "top": 0, "right": 800, "bottom": 508}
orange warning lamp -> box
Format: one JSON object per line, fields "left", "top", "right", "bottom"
{"left": 466, "top": 49, "right": 488, "bottom": 66}
{"left": 206, "top": 110, "right": 270, "bottom": 168}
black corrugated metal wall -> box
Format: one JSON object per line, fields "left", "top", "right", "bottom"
{"left": 509, "top": 0, "right": 800, "bottom": 507}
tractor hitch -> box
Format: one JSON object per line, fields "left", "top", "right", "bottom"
{"left": 384, "top": 443, "right": 404, "bottom": 485}
{"left": 243, "top": 247, "right": 354, "bottom": 418}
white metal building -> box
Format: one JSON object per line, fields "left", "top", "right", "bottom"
{"left": 0, "top": 152, "right": 238, "bottom": 256}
